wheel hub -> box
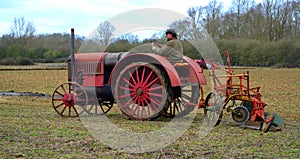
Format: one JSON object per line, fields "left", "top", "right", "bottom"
{"left": 136, "top": 87, "right": 144, "bottom": 96}
{"left": 63, "top": 94, "right": 74, "bottom": 106}
{"left": 231, "top": 105, "right": 250, "bottom": 125}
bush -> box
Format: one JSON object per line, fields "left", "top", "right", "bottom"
{"left": 0, "top": 58, "right": 17, "bottom": 65}
{"left": 0, "top": 57, "right": 34, "bottom": 65}
{"left": 43, "top": 50, "right": 60, "bottom": 59}
{"left": 16, "top": 57, "right": 34, "bottom": 65}
{"left": 272, "top": 62, "right": 300, "bottom": 68}
{"left": 33, "top": 57, "right": 67, "bottom": 63}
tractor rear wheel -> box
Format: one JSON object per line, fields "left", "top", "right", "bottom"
{"left": 114, "top": 63, "right": 168, "bottom": 120}
{"left": 164, "top": 84, "right": 200, "bottom": 118}
{"left": 84, "top": 100, "right": 114, "bottom": 115}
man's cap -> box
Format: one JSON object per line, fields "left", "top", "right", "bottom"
{"left": 165, "top": 29, "right": 177, "bottom": 36}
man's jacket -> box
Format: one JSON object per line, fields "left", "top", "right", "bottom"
{"left": 153, "top": 38, "right": 183, "bottom": 64}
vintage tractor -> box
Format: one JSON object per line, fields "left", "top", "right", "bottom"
{"left": 51, "top": 52, "right": 206, "bottom": 120}
{"left": 51, "top": 29, "right": 206, "bottom": 120}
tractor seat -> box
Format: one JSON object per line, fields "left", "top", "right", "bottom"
{"left": 173, "top": 63, "right": 189, "bottom": 79}
{"left": 173, "top": 63, "right": 189, "bottom": 67}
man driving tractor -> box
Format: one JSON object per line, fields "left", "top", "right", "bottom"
{"left": 152, "top": 29, "right": 183, "bottom": 64}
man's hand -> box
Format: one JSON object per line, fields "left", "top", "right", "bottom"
{"left": 151, "top": 43, "right": 156, "bottom": 50}
{"left": 152, "top": 42, "right": 162, "bottom": 49}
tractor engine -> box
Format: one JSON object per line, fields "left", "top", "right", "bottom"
{"left": 67, "top": 52, "right": 131, "bottom": 102}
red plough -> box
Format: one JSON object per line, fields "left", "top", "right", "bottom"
{"left": 203, "top": 51, "right": 284, "bottom": 132}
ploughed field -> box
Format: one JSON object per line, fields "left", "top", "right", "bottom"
{"left": 0, "top": 68, "right": 299, "bottom": 158}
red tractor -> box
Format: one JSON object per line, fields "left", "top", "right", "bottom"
{"left": 51, "top": 51, "right": 206, "bottom": 120}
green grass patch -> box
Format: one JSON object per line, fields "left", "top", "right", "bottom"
{"left": 0, "top": 68, "right": 299, "bottom": 158}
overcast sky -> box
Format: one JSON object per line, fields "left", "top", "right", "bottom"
{"left": 0, "top": 0, "right": 262, "bottom": 38}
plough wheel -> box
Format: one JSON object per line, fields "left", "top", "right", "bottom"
{"left": 52, "top": 82, "right": 88, "bottom": 117}
{"left": 114, "top": 63, "right": 167, "bottom": 120}
{"left": 231, "top": 106, "right": 250, "bottom": 125}
{"left": 204, "top": 92, "right": 223, "bottom": 126}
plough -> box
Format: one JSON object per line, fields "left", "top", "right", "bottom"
{"left": 203, "top": 51, "right": 284, "bottom": 132}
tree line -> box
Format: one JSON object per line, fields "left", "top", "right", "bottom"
{"left": 0, "top": 0, "right": 299, "bottom": 67}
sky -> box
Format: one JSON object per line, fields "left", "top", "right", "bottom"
{"left": 0, "top": 0, "right": 262, "bottom": 38}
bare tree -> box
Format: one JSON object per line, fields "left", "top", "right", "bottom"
{"left": 187, "top": 6, "right": 205, "bottom": 24}
{"left": 118, "top": 33, "right": 139, "bottom": 43}
{"left": 93, "top": 21, "right": 115, "bottom": 48}
{"left": 203, "top": 0, "right": 223, "bottom": 39}
{"left": 10, "top": 17, "right": 36, "bottom": 45}
{"left": 291, "top": 0, "right": 300, "bottom": 36}
{"left": 278, "top": 0, "right": 300, "bottom": 39}
{"left": 169, "top": 19, "right": 191, "bottom": 40}
{"left": 186, "top": 7, "right": 209, "bottom": 40}
{"left": 261, "top": 0, "right": 298, "bottom": 41}
{"left": 231, "top": 0, "right": 255, "bottom": 38}
{"left": 168, "top": 18, "right": 207, "bottom": 41}
{"left": 263, "top": 0, "right": 279, "bottom": 41}
{"left": 246, "top": 4, "right": 265, "bottom": 40}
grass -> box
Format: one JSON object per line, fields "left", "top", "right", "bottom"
{"left": 0, "top": 68, "right": 299, "bottom": 158}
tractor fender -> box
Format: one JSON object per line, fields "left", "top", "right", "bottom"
{"left": 183, "top": 56, "right": 207, "bottom": 85}
{"left": 109, "top": 53, "right": 181, "bottom": 87}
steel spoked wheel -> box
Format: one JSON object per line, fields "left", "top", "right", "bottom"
{"left": 85, "top": 101, "right": 114, "bottom": 115}
{"left": 99, "top": 101, "right": 114, "bottom": 114}
{"left": 114, "top": 63, "right": 167, "bottom": 120}
{"left": 165, "top": 84, "right": 200, "bottom": 117}
{"left": 52, "top": 82, "right": 88, "bottom": 117}
{"left": 204, "top": 92, "right": 223, "bottom": 126}
{"left": 231, "top": 106, "right": 250, "bottom": 125}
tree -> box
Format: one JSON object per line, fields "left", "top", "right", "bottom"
{"left": 187, "top": 6, "right": 205, "bottom": 24}
{"left": 92, "top": 21, "right": 115, "bottom": 50}
{"left": 118, "top": 33, "right": 139, "bottom": 44}
{"left": 245, "top": 3, "right": 265, "bottom": 40}
{"left": 10, "top": 17, "right": 36, "bottom": 46}
{"left": 203, "top": 0, "right": 223, "bottom": 39}
{"left": 230, "top": 0, "right": 255, "bottom": 38}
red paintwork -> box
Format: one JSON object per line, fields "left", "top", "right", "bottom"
{"left": 250, "top": 97, "right": 267, "bottom": 122}
{"left": 81, "top": 75, "right": 104, "bottom": 87}
{"left": 110, "top": 53, "right": 181, "bottom": 87}
{"left": 74, "top": 52, "right": 107, "bottom": 62}
{"left": 62, "top": 93, "right": 74, "bottom": 107}
{"left": 73, "top": 52, "right": 106, "bottom": 87}
{"left": 183, "top": 56, "right": 206, "bottom": 85}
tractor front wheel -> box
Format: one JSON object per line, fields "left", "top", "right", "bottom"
{"left": 52, "top": 82, "right": 88, "bottom": 117}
